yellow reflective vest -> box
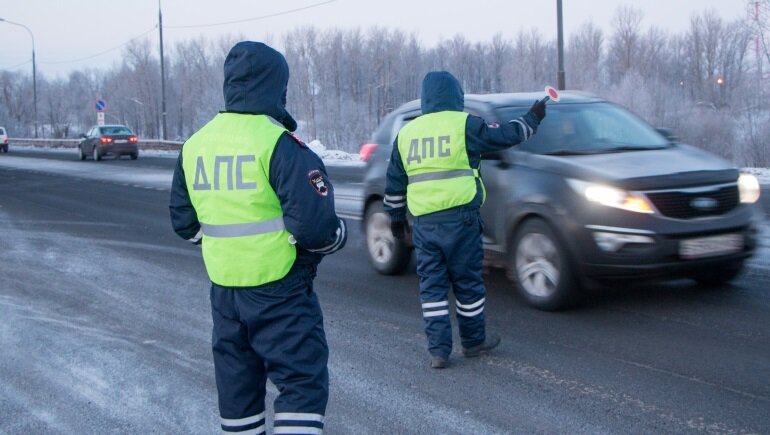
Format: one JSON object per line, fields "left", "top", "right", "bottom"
{"left": 397, "top": 111, "right": 482, "bottom": 216}
{"left": 182, "top": 113, "right": 296, "bottom": 287}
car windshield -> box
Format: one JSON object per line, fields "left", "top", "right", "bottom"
{"left": 100, "top": 126, "right": 132, "bottom": 135}
{"left": 0, "top": 128, "right": 6, "bottom": 135}
{"left": 496, "top": 102, "right": 670, "bottom": 155}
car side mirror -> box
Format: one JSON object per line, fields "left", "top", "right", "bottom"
{"left": 655, "top": 127, "right": 678, "bottom": 143}
{"left": 81, "top": 133, "right": 88, "bottom": 139}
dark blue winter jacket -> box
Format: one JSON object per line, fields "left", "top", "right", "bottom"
{"left": 384, "top": 71, "right": 541, "bottom": 222}
{"left": 170, "top": 41, "right": 346, "bottom": 281}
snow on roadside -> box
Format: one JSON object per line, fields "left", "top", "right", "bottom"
{"left": 9, "top": 144, "right": 769, "bottom": 175}
{"left": 306, "top": 140, "right": 364, "bottom": 166}
{"left": 11, "top": 141, "right": 365, "bottom": 166}
{"left": 10, "top": 145, "right": 181, "bottom": 159}
{"left": 10, "top": 145, "right": 81, "bottom": 155}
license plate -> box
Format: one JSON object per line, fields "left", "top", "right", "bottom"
{"left": 679, "top": 234, "right": 743, "bottom": 259}
{"left": 115, "top": 139, "right": 128, "bottom": 144}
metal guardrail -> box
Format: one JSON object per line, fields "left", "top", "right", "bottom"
{"left": 9, "top": 138, "right": 184, "bottom": 150}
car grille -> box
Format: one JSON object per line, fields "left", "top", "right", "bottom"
{"left": 645, "top": 184, "right": 739, "bottom": 219}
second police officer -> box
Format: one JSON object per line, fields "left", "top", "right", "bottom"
{"left": 384, "top": 71, "right": 546, "bottom": 369}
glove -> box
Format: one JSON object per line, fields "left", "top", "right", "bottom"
{"left": 529, "top": 98, "right": 547, "bottom": 122}
{"left": 390, "top": 219, "right": 410, "bottom": 240}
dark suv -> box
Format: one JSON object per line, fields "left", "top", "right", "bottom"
{"left": 360, "top": 92, "right": 763, "bottom": 310}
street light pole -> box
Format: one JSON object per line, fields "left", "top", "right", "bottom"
{"left": 1, "top": 17, "right": 38, "bottom": 138}
{"left": 556, "top": 0, "right": 566, "bottom": 90}
{"left": 158, "top": 0, "right": 168, "bottom": 140}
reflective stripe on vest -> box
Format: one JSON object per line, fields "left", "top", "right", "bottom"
{"left": 408, "top": 169, "right": 476, "bottom": 184}
{"left": 397, "top": 111, "right": 481, "bottom": 216}
{"left": 200, "top": 217, "right": 286, "bottom": 238}
{"left": 182, "top": 113, "right": 297, "bottom": 287}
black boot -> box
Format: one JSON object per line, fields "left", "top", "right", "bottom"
{"left": 461, "top": 333, "right": 501, "bottom": 357}
{"left": 430, "top": 355, "right": 449, "bottom": 369}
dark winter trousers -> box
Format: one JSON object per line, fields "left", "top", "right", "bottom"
{"left": 210, "top": 265, "right": 328, "bottom": 434}
{"left": 412, "top": 206, "right": 487, "bottom": 358}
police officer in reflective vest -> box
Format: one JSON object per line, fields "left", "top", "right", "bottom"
{"left": 384, "top": 71, "right": 546, "bottom": 369}
{"left": 170, "top": 41, "right": 346, "bottom": 434}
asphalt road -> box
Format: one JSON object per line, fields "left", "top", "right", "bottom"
{"left": 1, "top": 150, "right": 769, "bottom": 434}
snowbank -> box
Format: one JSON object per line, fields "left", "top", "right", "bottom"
{"left": 306, "top": 140, "right": 364, "bottom": 166}
{"left": 10, "top": 142, "right": 364, "bottom": 166}
{"left": 10, "top": 145, "right": 180, "bottom": 159}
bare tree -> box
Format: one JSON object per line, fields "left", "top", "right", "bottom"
{"left": 567, "top": 21, "right": 604, "bottom": 91}
{"left": 0, "top": 70, "right": 34, "bottom": 135}
{"left": 0, "top": 11, "right": 764, "bottom": 165}
{"left": 489, "top": 33, "right": 511, "bottom": 93}
{"left": 608, "top": 5, "right": 644, "bottom": 82}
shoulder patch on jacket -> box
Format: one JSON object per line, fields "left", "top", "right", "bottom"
{"left": 307, "top": 169, "right": 329, "bottom": 197}
{"left": 287, "top": 132, "right": 306, "bottom": 147}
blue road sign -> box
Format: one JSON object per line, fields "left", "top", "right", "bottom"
{"left": 95, "top": 99, "right": 106, "bottom": 111}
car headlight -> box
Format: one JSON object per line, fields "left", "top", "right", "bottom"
{"left": 567, "top": 179, "right": 655, "bottom": 214}
{"left": 738, "top": 173, "right": 760, "bottom": 204}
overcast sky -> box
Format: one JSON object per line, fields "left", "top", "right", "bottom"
{"left": 0, "top": 0, "right": 746, "bottom": 77}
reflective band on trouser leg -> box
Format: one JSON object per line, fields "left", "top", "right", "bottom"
{"left": 408, "top": 169, "right": 475, "bottom": 184}
{"left": 456, "top": 297, "right": 485, "bottom": 317}
{"left": 422, "top": 300, "right": 449, "bottom": 318}
{"left": 273, "top": 412, "right": 325, "bottom": 434}
{"left": 221, "top": 412, "right": 266, "bottom": 434}
{"left": 200, "top": 217, "right": 286, "bottom": 237}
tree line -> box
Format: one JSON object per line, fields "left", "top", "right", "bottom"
{"left": 1, "top": 5, "right": 768, "bottom": 165}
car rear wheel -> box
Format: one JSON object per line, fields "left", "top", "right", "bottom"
{"left": 129, "top": 152, "right": 138, "bottom": 160}
{"left": 93, "top": 146, "right": 101, "bottom": 161}
{"left": 364, "top": 201, "right": 412, "bottom": 275}
{"left": 692, "top": 261, "right": 744, "bottom": 287}
{"left": 509, "top": 218, "right": 578, "bottom": 310}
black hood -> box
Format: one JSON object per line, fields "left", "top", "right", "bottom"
{"left": 421, "top": 71, "right": 464, "bottom": 114}
{"left": 223, "top": 41, "right": 297, "bottom": 131}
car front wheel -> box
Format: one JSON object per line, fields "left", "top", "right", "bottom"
{"left": 364, "top": 201, "right": 412, "bottom": 275}
{"left": 78, "top": 146, "right": 86, "bottom": 160}
{"left": 93, "top": 146, "right": 101, "bottom": 161}
{"left": 509, "top": 218, "right": 579, "bottom": 310}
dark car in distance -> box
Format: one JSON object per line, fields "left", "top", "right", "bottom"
{"left": 78, "top": 125, "right": 139, "bottom": 161}
{"left": 359, "top": 91, "right": 763, "bottom": 310}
